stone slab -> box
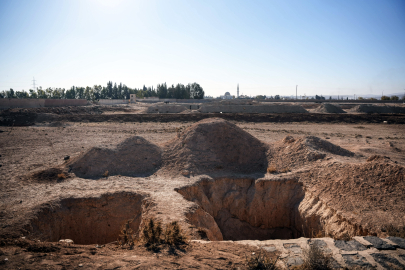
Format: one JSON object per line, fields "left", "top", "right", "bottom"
{"left": 363, "top": 236, "right": 396, "bottom": 250}
{"left": 283, "top": 243, "right": 302, "bottom": 254}
{"left": 335, "top": 239, "right": 367, "bottom": 251}
{"left": 387, "top": 237, "right": 405, "bottom": 249}
{"left": 342, "top": 254, "right": 375, "bottom": 269}
{"left": 371, "top": 253, "right": 405, "bottom": 269}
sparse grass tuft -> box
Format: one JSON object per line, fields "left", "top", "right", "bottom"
{"left": 297, "top": 243, "right": 333, "bottom": 270}
{"left": 280, "top": 167, "right": 290, "bottom": 173}
{"left": 103, "top": 170, "right": 109, "bottom": 177}
{"left": 141, "top": 218, "right": 162, "bottom": 250}
{"left": 333, "top": 232, "right": 352, "bottom": 241}
{"left": 245, "top": 249, "right": 279, "bottom": 270}
{"left": 164, "top": 221, "right": 187, "bottom": 246}
{"left": 267, "top": 165, "right": 277, "bottom": 174}
{"left": 57, "top": 173, "right": 67, "bottom": 179}
{"left": 118, "top": 219, "right": 135, "bottom": 248}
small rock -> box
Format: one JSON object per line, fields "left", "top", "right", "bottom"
{"left": 59, "top": 239, "right": 74, "bottom": 244}
{"left": 181, "top": 170, "right": 190, "bottom": 176}
{"left": 4, "top": 258, "right": 8, "bottom": 261}
{"left": 64, "top": 155, "right": 70, "bottom": 160}
{"left": 79, "top": 264, "right": 83, "bottom": 267}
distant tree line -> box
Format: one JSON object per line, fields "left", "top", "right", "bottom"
{"left": 0, "top": 82, "right": 204, "bottom": 100}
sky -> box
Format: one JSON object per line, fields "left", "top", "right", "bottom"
{"left": 0, "top": 0, "right": 404, "bottom": 98}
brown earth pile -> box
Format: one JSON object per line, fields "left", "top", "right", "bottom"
{"left": 162, "top": 118, "right": 268, "bottom": 174}
{"left": 268, "top": 135, "right": 354, "bottom": 170}
{"left": 350, "top": 104, "right": 405, "bottom": 114}
{"left": 314, "top": 103, "right": 346, "bottom": 113}
{"left": 298, "top": 159, "right": 405, "bottom": 234}
{"left": 70, "top": 136, "right": 162, "bottom": 178}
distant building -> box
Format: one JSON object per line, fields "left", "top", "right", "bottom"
{"left": 220, "top": 92, "right": 233, "bottom": 99}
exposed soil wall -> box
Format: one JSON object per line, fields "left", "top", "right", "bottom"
{"left": 27, "top": 192, "right": 147, "bottom": 245}
{"left": 177, "top": 178, "right": 362, "bottom": 241}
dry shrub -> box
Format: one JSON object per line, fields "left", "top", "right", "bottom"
{"left": 245, "top": 249, "right": 279, "bottom": 270}
{"left": 298, "top": 243, "right": 333, "bottom": 270}
{"left": 141, "top": 218, "right": 162, "bottom": 250}
{"left": 118, "top": 219, "right": 135, "bottom": 248}
{"left": 280, "top": 167, "right": 290, "bottom": 173}
{"left": 333, "top": 232, "right": 352, "bottom": 241}
{"left": 267, "top": 165, "right": 277, "bottom": 174}
{"left": 57, "top": 173, "right": 67, "bottom": 179}
{"left": 103, "top": 170, "right": 109, "bottom": 177}
{"left": 164, "top": 221, "right": 187, "bottom": 246}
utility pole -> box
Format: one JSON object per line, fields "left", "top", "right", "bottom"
{"left": 237, "top": 83, "right": 239, "bottom": 98}
{"left": 32, "top": 77, "right": 36, "bottom": 91}
{"left": 296, "top": 85, "right": 298, "bottom": 100}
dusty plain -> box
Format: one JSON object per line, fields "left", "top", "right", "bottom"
{"left": 0, "top": 103, "right": 405, "bottom": 269}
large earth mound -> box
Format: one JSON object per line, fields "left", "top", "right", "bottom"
{"left": 314, "top": 103, "right": 346, "bottom": 113}
{"left": 350, "top": 104, "right": 405, "bottom": 114}
{"left": 268, "top": 135, "right": 354, "bottom": 170}
{"left": 163, "top": 118, "right": 268, "bottom": 174}
{"left": 70, "top": 136, "right": 162, "bottom": 178}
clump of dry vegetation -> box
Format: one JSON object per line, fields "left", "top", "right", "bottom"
{"left": 245, "top": 249, "right": 279, "bottom": 270}
{"left": 164, "top": 221, "right": 187, "bottom": 246}
{"left": 57, "top": 172, "right": 67, "bottom": 179}
{"left": 267, "top": 165, "right": 277, "bottom": 174}
{"left": 296, "top": 243, "right": 333, "bottom": 270}
{"left": 141, "top": 218, "right": 162, "bottom": 250}
{"left": 102, "top": 170, "right": 109, "bottom": 177}
{"left": 118, "top": 219, "right": 135, "bottom": 248}
{"left": 140, "top": 218, "right": 187, "bottom": 251}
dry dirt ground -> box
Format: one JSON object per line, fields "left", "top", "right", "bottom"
{"left": 0, "top": 111, "right": 405, "bottom": 269}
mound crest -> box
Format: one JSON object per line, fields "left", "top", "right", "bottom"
{"left": 314, "top": 103, "right": 346, "bottom": 114}
{"left": 269, "top": 135, "right": 354, "bottom": 169}
{"left": 163, "top": 118, "right": 267, "bottom": 174}
{"left": 70, "top": 136, "right": 162, "bottom": 178}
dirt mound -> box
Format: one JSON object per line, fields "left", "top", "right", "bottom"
{"left": 269, "top": 135, "right": 354, "bottom": 169}
{"left": 314, "top": 103, "right": 346, "bottom": 113}
{"left": 298, "top": 161, "right": 405, "bottom": 235}
{"left": 146, "top": 104, "right": 188, "bottom": 114}
{"left": 163, "top": 118, "right": 268, "bottom": 174}
{"left": 349, "top": 104, "right": 405, "bottom": 114}
{"left": 70, "top": 136, "right": 162, "bottom": 178}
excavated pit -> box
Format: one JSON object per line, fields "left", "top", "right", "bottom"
{"left": 178, "top": 178, "right": 355, "bottom": 241}
{"left": 27, "top": 192, "right": 146, "bottom": 245}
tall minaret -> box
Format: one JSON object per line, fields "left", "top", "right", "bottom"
{"left": 237, "top": 83, "right": 239, "bottom": 98}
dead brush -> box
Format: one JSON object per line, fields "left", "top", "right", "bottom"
{"left": 102, "top": 170, "right": 109, "bottom": 177}
{"left": 57, "top": 173, "right": 67, "bottom": 179}
{"left": 141, "top": 218, "right": 162, "bottom": 250}
{"left": 267, "top": 165, "right": 277, "bottom": 174}
{"left": 118, "top": 219, "right": 135, "bottom": 248}
{"left": 163, "top": 221, "right": 187, "bottom": 246}
{"left": 245, "top": 249, "right": 279, "bottom": 270}
{"left": 280, "top": 167, "right": 290, "bottom": 173}
{"left": 333, "top": 232, "right": 352, "bottom": 241}
{"left": 296, "top": 243, "right": 333, "bottom": 270}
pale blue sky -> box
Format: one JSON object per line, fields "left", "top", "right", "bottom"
{"left": 1, "top": 0, "right": 404, "bottom": 97}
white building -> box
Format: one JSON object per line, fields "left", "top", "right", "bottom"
{"left": 220, "top": 92, "right": 233, "bottom": 99}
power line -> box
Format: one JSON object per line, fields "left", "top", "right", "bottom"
{"left": 32, "top": 77, "right": 36, "bottom": 91}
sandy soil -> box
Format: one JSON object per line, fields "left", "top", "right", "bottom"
{"left": 0, "top": 115, "right": 404, "bottom": 269}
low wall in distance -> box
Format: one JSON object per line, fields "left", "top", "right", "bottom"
{"left": 0, "top": 99, "right": 87, "bottom": 109}
{"left": 199, "top": 104, "right": 308, "bottom": 113}
{"left": 98, "top": 99, "right": 128, "bottom": 105}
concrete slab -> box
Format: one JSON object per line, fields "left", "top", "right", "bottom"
{"left": 364, "top": 236, "right": 396, "bottom": 250}
{"left": 371, "top": 253, "right": 405, "bottom": 269}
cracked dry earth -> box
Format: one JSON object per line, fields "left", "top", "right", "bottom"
{"left": 1, "top": 117, "right": 405, "bottom": 269}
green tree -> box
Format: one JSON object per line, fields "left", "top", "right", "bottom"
{"left": 381, "top": 95, "right": 390, "bottom": 100}
{"left": 190, "top": 82, "right": 204, "bottom": 99}
{"left": 391, "top": 96, "right": 399, "bottom": 101}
